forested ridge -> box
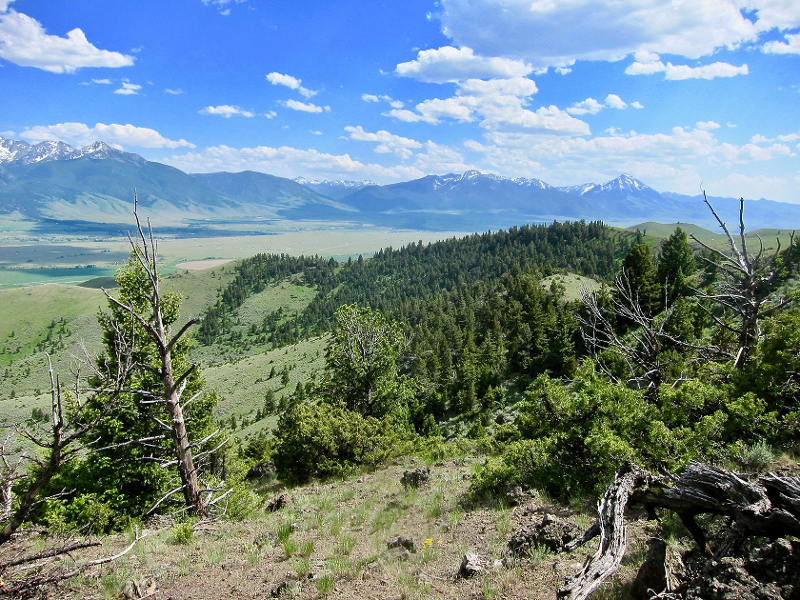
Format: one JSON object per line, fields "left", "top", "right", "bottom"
{"left": 197, "top": 220, "right": 622, "bottom": 347}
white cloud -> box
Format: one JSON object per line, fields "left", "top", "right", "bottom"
{"left": 19, "top": 122, "right": 194, "bottom": 149}
{"left": 92, "top": 78, "right": 112, "bottom": 84}
{"left": 411, "top": 141, "right": 474, "bottom": 173}
{"left": 385, "top": 108, "right": 439, "bottom": 124}
{"left": 0, "top": 1, "right": 15, "bottom": 12}
{"left": 165, "top": 88, "right": 184, "bottom": 95}
{"left": 114, "top": 81, "right": 142, "bottom": 95}
{"left": 265, "top": 110, "right": 277, "bottom": 119}
{"left": 696, "top": 121, "right": 721, "bottom": 130}
{"left": 395, "top": 46, "right": 533, "bottom": 83}
{"left": 567, "top": 98, "right": 604, "bottom": 115}
{"left": 201, "top": 0, "right": 246, "bottom": 14}
{"left": 282, "top": 99, "right": 329, "bottom": 113}
{"left": 625, "top": 52, "right": 748, "bottom": 79}
{"left": 555, "top": 67, "right": 572, "bottom": 75}
{"left": 437, "top": 0, "right": 796, "bottom": 70}
{"left": 631, "top": 101, "right": 644, "bottom": 109}
{"left": 266, "top": 72, "right": 317, "bottom": 98}
{"left": 385, "top": 75, "right": 587, "bottom": 135}
{"left": 164, "top": 144, "right": 425, "bottom": 183}
{"left": 0, "top": 10, "right": 134, "bottom": 73}
{"left": 362, "top": 93, "right": 405, "bottom": 109}
{"left": 457, "top": 77, "right": 538, "bottom": 97}
{"left": 310, "top": 130, "right": 322, "bottom": 135}
{"left": 345, "top": 125, "right": 422, "bottom": 159}
{"left": 199, "top": 105, "right": 255, "bottom": 117}
{"left": 763, "top": 33, "right": 800, "bottom": 54}
{"left": 605, "top": 94, "right": 627, "bottom": 109}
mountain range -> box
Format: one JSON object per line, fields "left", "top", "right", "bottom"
{"left": 1, "top": 137, "right": 799, "bottom": 233}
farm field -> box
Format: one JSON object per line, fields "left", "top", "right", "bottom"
{"left": 0, "top": 226, "right": 468, "bottom": 289}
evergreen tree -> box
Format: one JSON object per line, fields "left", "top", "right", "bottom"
{"left": 622, "top": 243, "right": 661, "bottom": 316}
{"left": 657, "top": 227, "right": 695, "bottom": 301}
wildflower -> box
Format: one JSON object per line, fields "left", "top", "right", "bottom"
{"left": 422, "top": 538, "right": 433, "bottom": 548}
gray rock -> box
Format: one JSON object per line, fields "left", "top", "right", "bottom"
{"left": 508, "top": 513, "right": 581, "bottom": 555}
{"left": 459, "top": 552, "right": 483, "bottom": 578}
{"left": 388, "top": 536, "right": 416, "bottom": 553}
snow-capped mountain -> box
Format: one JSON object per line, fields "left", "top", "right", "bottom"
{"left": 2, "top": 138, "right": 799, "bottom": 231}
{"left": 557, "top": 174, "right": 653, "bottom": 197}
{"left": 294, "top": 177, "right": 378, "bottom": 200}
{"left": 0, "top": 138, "right": 140, "bottom": 166}
{"left": 294, "top": 177, "right": 377, "bottom": 188}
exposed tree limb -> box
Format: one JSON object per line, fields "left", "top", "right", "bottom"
{"left": 557, "top": 461, "right": 800, "bottom": 600}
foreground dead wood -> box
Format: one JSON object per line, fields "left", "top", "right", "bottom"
{"left": 0, "top": 526, "right": 148, "bottom": 599}
{"left": 557, "top": 461, "right": 800, "bottom": 600}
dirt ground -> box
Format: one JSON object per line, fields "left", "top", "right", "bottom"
{"left": 44, "top": 458, "right": 652, "bottom": 600}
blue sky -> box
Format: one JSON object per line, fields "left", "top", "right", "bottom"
{"left": 1, "top": 0, "right": 799, "bottom": 202}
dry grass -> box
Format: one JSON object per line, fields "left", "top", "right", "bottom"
{"left": 46, "top": 457, "right": 652, "bottom": 600}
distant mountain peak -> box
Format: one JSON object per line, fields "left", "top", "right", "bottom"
{"left": 0, "top": 136, "right": 142, "bottom": 166}
{"left": 294, "top": 177, "right": 378, "bottom": 187}
{"left": 604, "top": 173, "right": 650, "bottom": 191}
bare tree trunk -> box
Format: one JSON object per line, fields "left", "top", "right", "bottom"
{"left": 160, "top": 344, "right": 207, "bottom": 517}
{"left": 558, "top": 461, "right": 800, "bottom": 600}
{"left": 101, "top": 195, "right": 219, "bottom": 518}
{"left": 691, "top": 193, "right": 792, "bottom": 370}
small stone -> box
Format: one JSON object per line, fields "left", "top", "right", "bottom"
{"left": 459, "top": 552, "right": 483, "bottom": 578}
{"left": 388, "top": 536, "right": 416, "bottom": 553}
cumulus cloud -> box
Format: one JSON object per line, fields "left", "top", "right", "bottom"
{"left": 567, "top": 98, "right": 604, "bottom": 115}
{"left": 165, "top": 88, "right": 184, "bottom": 95}
{"left": 458, "top": 123, "right": 800, "bottom": 201}
{"left": 0, "top": 9, "right": 134, "bottom": 73}
{"left": 266, "top": 72, "right": 317, "bottom": 98}
{"left": 345, "top": 125, "right": 423, "bottom": 159}
{"left": 395, "top": 46, "right": 533, "bottom": 83}
{"left": 282, "top": 99, "right": 329, "bottom": 113}
{"left": 605, "top": 94, "right": 627, "bottom": 109}
{"left": 164, "top": 144, "right": 425, "bottom": 182}
{"left": 199, "top": 105, "right": 255, "bottom": 117}
{"left": 114, "top": 81, "right": 142, "bottom": 95}
{"left": 763, "top": 33, "right": 800, "bottom": 54}
{"left": 437, "top": 0, "right": 797, "bottom": 70}
{"left": 625, "top": 52, "right": 748, "bottom": 79}
{"left": 19, "top": 122, "right": 194, "bottom": 149}
{"left": 386, "top": 75, "right": 587, "bottom": 135}
{"left": 92, "top": 78, "right": 112, "bottom": 84}
{"left": 696, "top": 121, "right": 721, "bottom": 130}
{"left": 0, "top": 1, "right": 15, "bottom": 12}
{"left": 631, "top": 101, "right": 644, "bottom": 109}
{"left": 362, "top": 94, "right": 404, "bottom": 108}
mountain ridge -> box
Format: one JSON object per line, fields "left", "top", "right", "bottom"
{"left": 1, "top": 136, "right": 799, "bottom": 231}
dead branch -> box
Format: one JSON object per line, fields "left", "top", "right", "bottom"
{"left": 557, "top": 461, "right": 800, "bottom": 600}
{"left": 690, "top": 193, "right": 792, "bottom": 369}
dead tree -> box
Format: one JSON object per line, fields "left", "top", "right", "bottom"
{"left": 100, "top": 197, "right": 229, "bottom": 519}
{"left": 0, "top": 351, "right": 131, "bottom": 545}
{"left": 557, "top": 461, "right": 800, "bottom": 600}
{"left": 0, "top": 350, "right": 149, "bottom": 596}
{"left": 579, "top": 273, "right": 700, "bottom": 404}
{"left": 690, "top": 193, "right": 792, "bottom": 369}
